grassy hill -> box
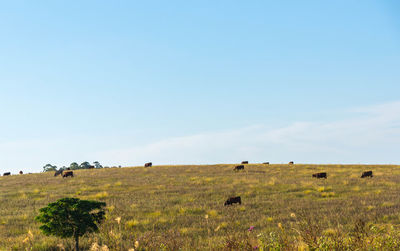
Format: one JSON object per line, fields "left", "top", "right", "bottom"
{"left": 1, "top": 164, "right": 400, "bottom": 250}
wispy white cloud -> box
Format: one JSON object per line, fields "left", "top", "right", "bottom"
{"left": 93, "top": 101, "right": 400, "bottom": 165}
{"left": 1, "top": 101, "right": 399, "bottom": 174}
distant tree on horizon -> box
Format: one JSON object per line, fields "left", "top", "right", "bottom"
{"left": 43, "top": 161, "right": 104, "bottom": 171}
{"left": 79, "top": 161, "right": 91, "bottom": 169}
{"left": 69, "top": 162, "right": 79, "bottom": 170}
{"left": 42, "top": 164, "right": 57, "bottom": 172}
{"left": 93, "top": 161, "right": 103, "bottom": 169}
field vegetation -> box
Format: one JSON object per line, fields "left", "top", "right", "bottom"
{"left": 1, "top": 164, "right": 400, "bottom": 250}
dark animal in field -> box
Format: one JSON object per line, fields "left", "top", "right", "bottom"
{"left": 62, "top": 170, "right": 74, "bottom": 178}
{"left": 88, "top": 165, "right": 95, "bottom": 169}
{"left": 241, "top": 161, "right": 248, "bottom": 164}
{"left": 144, "top": 162, "right": 152, "bottom": 167}
{"left": 19, "top": 171, "right": 23, "bottom": 175}
{"left": 224, "top": 196, "right": 242, "bottom": 206}
{"left": 233, "top": 165, "right": 245, "bottom": 171}
{"left": 289, "top": 161, "right": 294, "bottom": 165}
{"left": 263, "top": 162, "right": 270, "bottom": 165}
{"left": 54, "top": 170, "right": 63, "bottom": 177}
{"left": 312, "top": 172, "right": 327, "bottom": 179}
{"left": 3, "top": 172, "right": 10, "bottom": 176}
{"left": 361, "top": 171, "right": 373, "bottom": 178}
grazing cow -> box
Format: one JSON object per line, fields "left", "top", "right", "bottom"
{"left": 19, "top": 171, "right": 23, "bottom": 175}
{"left": 224, "top": 196, "right": 242, "bottom": 206}
{"left": 361, "top": 171, "right": 373, "bottom": 178}
{"left": 233, "top": 165, "right": 245, "bottom": 171}
{"left": 3, "top": 172, "right": 10, "bottom": 176}
{"left": 144, "top": 162, "right": 152, "bottom": 167}
{"left": 62, "top": 170, "right": 74, "bottom": 178}
{"left": 88, "top": 165, "right": 95, "bottom": 169}
{"left": 289, "top": 161, "right": 294, "bottom": 165}
{"left": 263, "top": 162, "right": 270, "bottom": 165}
{"left": 312, "top": 172, "right": 327, "bottom": 179}
{"left": 241, "top": 161, "right": 249, "bottom": 164}
{"left": 54, "top": 170, "right": 63, "bottom": 177}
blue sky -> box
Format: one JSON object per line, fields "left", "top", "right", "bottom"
{"left": 1, "top": 1, "right": 400, "bottom": 173}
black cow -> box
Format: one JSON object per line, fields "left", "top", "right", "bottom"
{"left": 54, "top": 170, "right": 63, "bottom": 177}
{"left": 241, "top": 161, "right": 249, "bottom": 164}
{"left": 3, "top": 172, "right": 10, "bottom": 176}
{"left": 224, "top": 196, "right": 242, "bottom": 206}
{"left": 88, "top": 165, "right": 95, "bottom": 169}
{"left": 144, "top": 162, "right": 152, "bottom": 167}
{"left": 19, "top": 171, "right": 23, "bottom": 175}
{"left": 361, "top": 171, "right": 373, "bottom": 178}
{"left": 289, "top": 161, "right": 294, "bottom": 165}
{"left": 263, "top": 162, "right": 270, "bottom": 165}
{"left": 233, "top": 165, "right": 244, "bottom": 171}
{"left": 62, "top": 170, "right": 74, "bottom": 178}
{"left": 312, "top": 172, "right": 327, "bottom": 179}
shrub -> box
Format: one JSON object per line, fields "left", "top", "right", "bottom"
{"left": 35, "top": 197, "right": 106, "bottom": 251}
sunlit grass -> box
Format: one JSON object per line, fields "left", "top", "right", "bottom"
{"left": 1, "top": 164, "right": 400, "bottom": 250}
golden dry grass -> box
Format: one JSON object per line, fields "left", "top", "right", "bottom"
{"left": 1, "top": 164, "right": 400, "bottom": 250}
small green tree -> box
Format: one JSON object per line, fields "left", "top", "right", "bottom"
{"left": 43, "top": 164, "right": 57, "bottom": 172}
{"left": 93, "top": 161, "right": 103, "bottom": 169}
{"left": 35, "top": 197, "right": 106, "bottom": 251}
{"left": 80, "top": 161, "right": 91, "bottom": 169}
{"left": 69, "top": 162, "right": 79, "bottom": 170}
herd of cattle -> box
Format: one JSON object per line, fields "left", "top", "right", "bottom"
{"left": 2, "top": 171, "right": 23, "bottom": 176}
{"left": 50, "top": 163, "right": 154, "bottom": 178}
{"left": 2, "top": 161, "right": 375, "bottom": 206}
{"left": 227, "top": 161, "right": 374, "bottom": 206}
{"left": 232, "top": 162, "right": 373, "bottom": 179}
{"left": 1, "top": 162, "right": 376, "bottom": 181}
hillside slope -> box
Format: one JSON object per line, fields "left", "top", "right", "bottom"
{"left": 1, "top": 164, "right": 400, "bottom": 250}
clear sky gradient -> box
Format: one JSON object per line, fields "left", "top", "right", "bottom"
{"left": 1, "top": 1, "right": 400, "bottom": 173}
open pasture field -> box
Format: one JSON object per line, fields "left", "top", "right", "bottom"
{"left": 1, "top": 164, "right": 400, "bottom": 250}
